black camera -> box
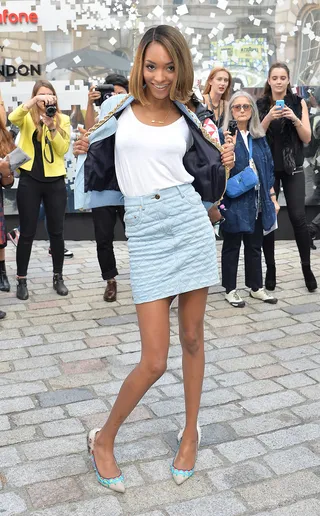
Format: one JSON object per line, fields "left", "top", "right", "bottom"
{"left": 94, "top": 84, "right": 115, "bottom": 106}
{"left": 228, "top": 120, "right": 238, "bottom": 136}
{"left": 46, "top": 104, "right": 57, "bottom": 118}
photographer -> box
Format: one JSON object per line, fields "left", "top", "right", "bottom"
{"left": 8, "top": 80, "right": 70, "bottom": 300}
{"left": 85, "top": 74, "right": 128, "bottom": 302}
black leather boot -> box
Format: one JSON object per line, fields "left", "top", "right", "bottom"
{"left": 265, "top": 265, "right": 276, "bottom": 291}
{"left": 302, "top": 264, "right": 317, "bottom": 292}
{"left": 53, "top": 273, "right": 68, "bottom": 296}
{"left": 16, "top": 278, "right": 28, "bottom": 300}
{"left": 0, "top": 261, "right": 10, "bottom": 292}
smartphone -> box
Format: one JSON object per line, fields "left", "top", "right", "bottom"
{"left": 276, "top": 100, "right": 284, "bottom": 109}
{"left": 228, "top": 120, "right": 238, "bottom": 136}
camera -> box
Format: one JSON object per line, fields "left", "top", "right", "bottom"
{"left": 94, "top": 84, "right": 115, "bottom": 106}
{"left": 228, "top": 120, "right": 238, "bottom": 136}
{"left": 46, "top": 104, "right": 57, "bottom": 118}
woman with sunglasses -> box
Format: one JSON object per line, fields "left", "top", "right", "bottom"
{"left": 202, "top": 67, "right": 232, "bottom": 129}
{"left": 257, "top": 63, "right": 316, "bottom": 292}
{"left": 220, "top": 91, "right": 279, "bottom": 307}
{"left": 8, "top": 80, "right": 70, "bottom": 300}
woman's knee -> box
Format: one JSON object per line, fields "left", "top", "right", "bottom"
{"left": 141, "top": 357, "right": 167, "bottom": 380}
{"left": 180, "top": 327, "right": 202, "bottom": 356}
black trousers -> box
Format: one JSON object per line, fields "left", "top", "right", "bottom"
{"left": 92, "top": 205, "right": 125, "bottom": 280}
{"left": 263, "top": 170, "right": 310, "bottom": 266}
{"left": 222, "top": 215, "right": 263, "bottom": 293}
{"left": 16, "top": 174, "right": 67, "bottom": 277}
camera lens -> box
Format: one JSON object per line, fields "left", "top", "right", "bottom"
{"left": 46, "top": 105, "right": 57, "bottom": 118}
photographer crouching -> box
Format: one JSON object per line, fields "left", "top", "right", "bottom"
{"left": 85, "top": 74, "right": 128, "bottom": 302}
{"left": 8, "top": 80, "right": 70, "bottom": 300}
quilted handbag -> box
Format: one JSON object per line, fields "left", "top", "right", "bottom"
{"left": 226, "top": 136, "right": 259, "bottom": 198}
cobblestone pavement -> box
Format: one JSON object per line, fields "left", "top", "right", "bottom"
{"left": 1, "top": 239, "right": 320, "bottom": 515}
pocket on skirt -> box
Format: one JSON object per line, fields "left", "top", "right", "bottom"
{"left": 183, "top": 189, "right": 202, "bottom": 206}
{"left": 124, "top": 206, "right": 142, "bottom": 228}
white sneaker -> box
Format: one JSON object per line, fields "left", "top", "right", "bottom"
{"left": 250, "top": 288, "right": 278, "bottom": 304}
{"left": 225, "top": 289, "right": 245, "bottom": 308}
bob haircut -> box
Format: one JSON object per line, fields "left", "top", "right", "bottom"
{"left": 129, "top": 25, "right": 193, "bottom": 105}
{"left": 263, "top": 62, "right": 293, "bottom": 98}
{"left": 223, "top": 90, "right": 265, "bottom": 139}
{"left": 202, "top": 67, "right": 232, "bottom": 100}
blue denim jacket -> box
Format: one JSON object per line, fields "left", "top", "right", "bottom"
{"left": 219, "top": 130, "right": 276, "bottom": 234}
{"left": 75, "top": 94, "right": 226, "bottom": 210}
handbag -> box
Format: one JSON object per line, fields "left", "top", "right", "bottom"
{"left": 226, "top": 136, "right": 259, "bottom": 198}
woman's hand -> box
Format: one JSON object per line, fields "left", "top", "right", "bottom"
{"left": 88, "top": 85, "right": 101, "bottom": 106}
{"left": 24, "top": 94, "right": 56, "bottom": 111}
{"left": 0, "top": 157, "right": 14, "bottom": 186}
{"left": 267, "top": 104, "right": 284, "bottom": 122}
{"left": 208, "top": 205, "right": 224, "bottom": 225}
{"left": 42, "top": 114, "right": 55, "bottom": 130}
{"left": 73, "top": 127, "right": 89, "bottom": 156}
{"left": 272, "top": 198, "right": 280, "bottom": 215}
{"left": 282, "top": 106, "right": 298, "bottom": 122}
{"left": 221, "top": 140, "right": 235, "bottom": 169}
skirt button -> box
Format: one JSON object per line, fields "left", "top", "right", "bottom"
{"left": 155, "top": 194, "right": 160, "bottom": 199}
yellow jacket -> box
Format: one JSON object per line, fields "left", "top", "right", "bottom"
{"left": 8, "top": 104, "right": 70, "bottom": 177}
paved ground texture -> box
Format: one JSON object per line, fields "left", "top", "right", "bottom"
{"left": 1, "top": 239, "right": 320, "bottom": 516}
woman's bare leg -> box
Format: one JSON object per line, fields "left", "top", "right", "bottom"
{"left": 93, "top": 298, "right": 171, "bottom": 478}
{"left": 174, "top": 287, "right": 208, "bottom": 470}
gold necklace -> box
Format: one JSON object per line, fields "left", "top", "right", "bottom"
{"left": 148, "top": 105, "right": 172, "bottom": 124}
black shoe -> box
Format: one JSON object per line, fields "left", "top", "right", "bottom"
{"left": 302, "top": 264, "right": 317, "bottom": 292}
{"left": 0, "top": 261, "right": 10, "bottom": 292}
{"left": 0, "top": 310, "right": 6, "bottom": 319}
{"left": 265, "top": 265, "right": 276, "bottom": 291}
{"left": 53, "top": 273, "right": 68, "bottom": 296}
{"left": 16, "top": 278, "right": 29, "bottom": 300}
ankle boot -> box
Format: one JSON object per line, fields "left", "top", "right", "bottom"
{"left": 0, "top": 261, "right": 10, "bottom": 292}
{"left": 265, "top": 265, "right": 276, "bottom": 291}
{"left": 53, "top": 273, "right": 68, "bottom": 296}
{"left": 302, "top": 264, "right": 317, "bottom": 292}
{"left": 16, "top": 278, "right": 28, "bottom": 300}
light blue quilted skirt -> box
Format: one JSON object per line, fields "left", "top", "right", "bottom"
{"left": 124, "top": 184, "right": 219, "bottom": 304}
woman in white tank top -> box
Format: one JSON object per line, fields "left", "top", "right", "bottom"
{"left": 75, "top": 25, "right": 235, "bottom": 492}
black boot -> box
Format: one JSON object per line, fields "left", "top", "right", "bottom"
{"left": 0, "top": 310, "right": 6, "bottom": 319}
{"left": 302, "top": 264, "right": 317, "bottom": 292}
{"left": 16, "top": 278, "right": 28, "bottom": 300}
{"left": 0, "top": 261, "right": 10, "bottom": 292}
{"left": 53, "top": 273, "right": 68, "bottom": 296}
{"left": 265, "top": 265, "right": 276, "bottom": 291}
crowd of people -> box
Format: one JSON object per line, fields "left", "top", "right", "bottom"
{"left": 0, "top": 23, "right": 318, "bottom": 490}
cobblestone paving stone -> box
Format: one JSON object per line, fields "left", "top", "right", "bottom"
{"left": 1, "top": 239, "right": 320, "bottom": 515}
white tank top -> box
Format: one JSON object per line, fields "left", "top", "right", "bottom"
{"left": 114, "top": 105, "right": 194, "bottom": 197}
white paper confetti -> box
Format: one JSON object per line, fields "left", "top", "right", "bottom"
{"left": 267, "top": 8, "right": 273, "bottom": 14}
{"left": 73, "top": 55, "right": 81, "bottom": 64}
{"left": 109, "top": 37, "right": 117, "bottom": 46}
{"left": 5, "top": 58, "right": 12, "bottom": 65}
{"left": 217, "top": 0, "right": 228, "bottom": 10}
{"left": 268, "top": 50, "right": 274, "bottom": 56}
{"left": 152, "top": 5, "right": 164, "bottom": 17}
{"left": 210, "top": 12, "right": 215, "bottom": 18}
{"left": 226, "top": 9, "right": 232, "bottom": 15}
{"left": 15, "top": 57, "right": 23, "bottom": 65}
{"left": 3, "top": 39, "right": 10, "bottom": 47}
{"left": 46, "top": 62, "right": 58, "bottom": 73}
{"left": 262, "top": 28, "right": 268, "bottom": 34}
{"left": 253, "top": 18, "right": 261, "bottom": 26}
{"left": 76, "top": 31, "right": 82, "bottom": 37}
{"left": 171, "top": 15, "right": 179, "bottom": 23}
{"left": 217, "top": 23, "right": 225, "bottom": 31}
{"left": 176, "top": 4, "right": 188, "bottom": 16}
{"left": 185, "top": 27, "right": 194, "bottom": 35}
{"left": 281, "top": 35, "right": 288, "bottom": 42}
{"left": 147, "top": 13, "right": 153, "bottom": 20}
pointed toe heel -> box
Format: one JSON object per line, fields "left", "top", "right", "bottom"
{"left": 172, "top": 423, "right": 201, "bottom": 486}
{"left": 87, "top": 428, "right": 125, "bottom": 493}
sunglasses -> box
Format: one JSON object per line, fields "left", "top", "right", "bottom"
{"left": 231, "top": 104, "right": 252, "bottom": 111}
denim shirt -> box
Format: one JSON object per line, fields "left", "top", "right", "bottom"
{"left": 219, "top": 130, "right": 276, "bottom": 234}
{"left": 75, "top": 94, "right": 226, "bottom": 210}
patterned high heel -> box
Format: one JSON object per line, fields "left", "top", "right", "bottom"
{"left": 171, "top": 423, "right": 201, "bottom": 486}
{"left": 87, "top": 428, "right": 125, "bottom": 493}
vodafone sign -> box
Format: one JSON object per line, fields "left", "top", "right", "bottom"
{"left": 0, "top": 10, "right": 38, "bottom": 25}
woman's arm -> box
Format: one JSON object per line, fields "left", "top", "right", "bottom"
{"left": 0, "top": 158, "right": 14, "bottom": 187}
{"left": 0, "top": 92, "right": 6, "bottom": 127}
{"left": 46, "top": 115, "right": 71, "bottom": 156}
{"left": 282, "top": 99, "right": 311, "bottom": 144}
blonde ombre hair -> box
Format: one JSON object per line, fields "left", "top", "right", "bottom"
{"left": 203, "top": 67, "right": 232, "bottom": 100}
{"left": 129, "top": 25, "right": 193, "bottom": 105}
